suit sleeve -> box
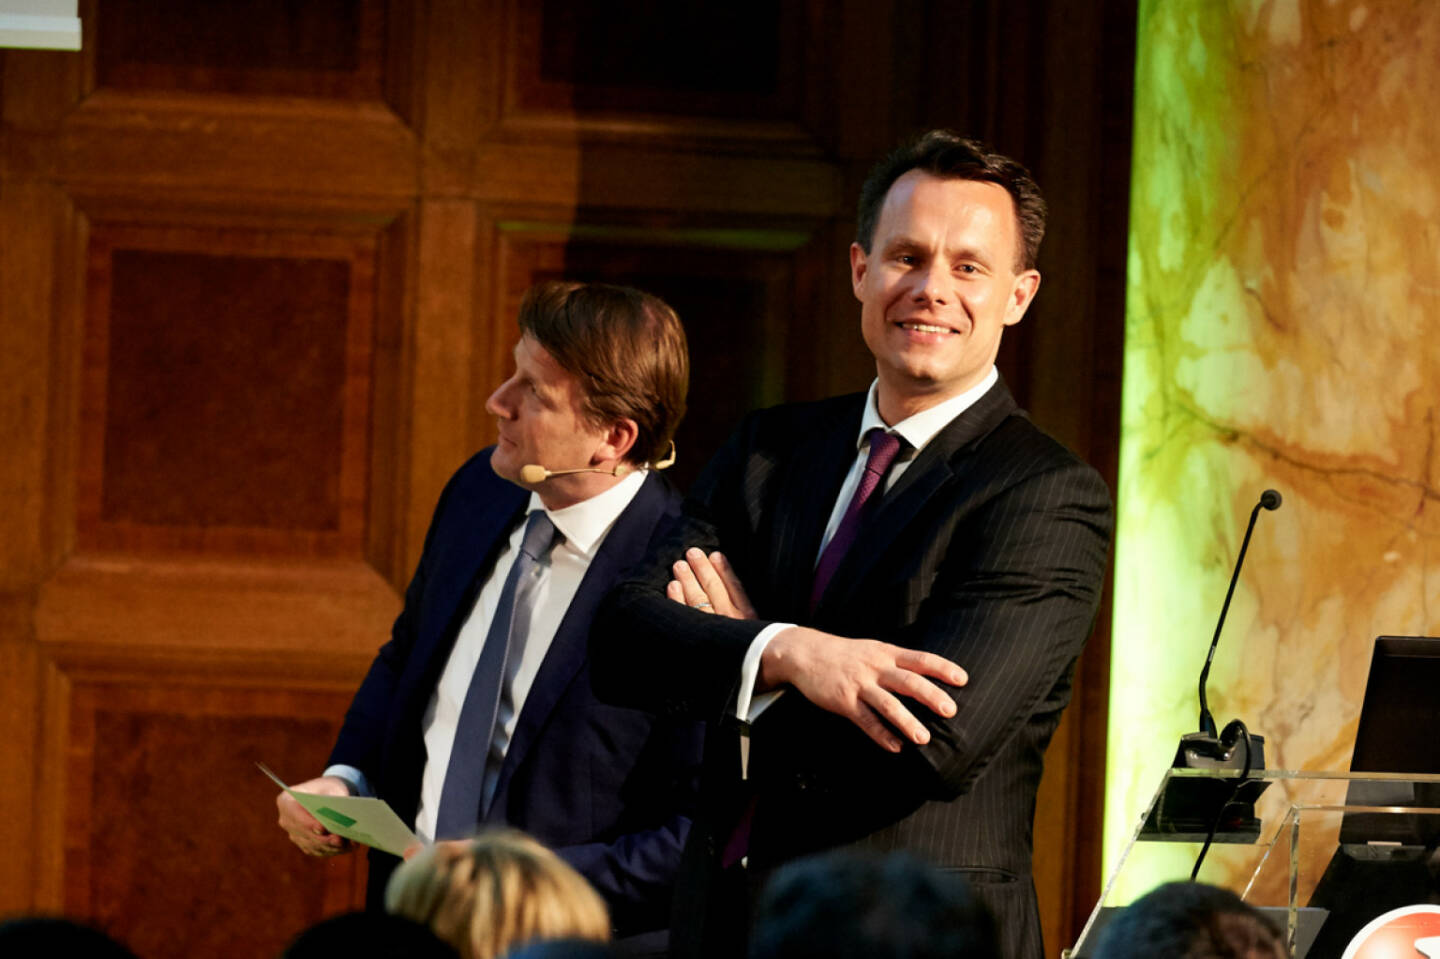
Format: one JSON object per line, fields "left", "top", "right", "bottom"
{"left": 326, "top": 468, "right": 462, "bottom": 776}
{"left": 754, "top": 456, "right": 1113, "bottom": 806}
{"left": 591, "top": 415, "right": 781, "bottom": 720}
{"left": 596, "top": 414, "right": 1112, "bottom": 816}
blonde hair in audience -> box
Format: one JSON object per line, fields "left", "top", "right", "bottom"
{"left": 385, "top": 830, "right": 611, "bottom": 959}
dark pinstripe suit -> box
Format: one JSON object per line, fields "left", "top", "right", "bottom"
{"left": 592, "top": 378, "right": 1112, "bottom": 959}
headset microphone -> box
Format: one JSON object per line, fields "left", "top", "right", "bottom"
{"left": 519, "top": 441, "right": 677, "bottom": 486}
{"left": 519, "top": 463, "right": 619, "bottom": 484}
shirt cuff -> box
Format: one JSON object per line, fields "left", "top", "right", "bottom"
{"left": 323, "top": 764, "right": 373, "bottom": 798}
{"left": 735, "top": 622, "right": 791, "bottom": 723}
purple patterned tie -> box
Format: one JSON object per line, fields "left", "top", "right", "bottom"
{"left": 809, "top": 428, "right": 904, "bottom": 612}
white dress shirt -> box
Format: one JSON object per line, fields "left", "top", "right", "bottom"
{"left": 329, "top": 469, "right": 647, "bottom": 844}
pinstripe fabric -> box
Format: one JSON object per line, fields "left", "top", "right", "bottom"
{"left": 592, "top": 377, "right": 1113, "bottom": 959}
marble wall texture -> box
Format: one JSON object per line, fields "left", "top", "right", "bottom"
{"left": 1106, "top": 0, "right": 1440, "bottom": 888}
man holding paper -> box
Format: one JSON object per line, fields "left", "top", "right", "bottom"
{"left": 276, "top": 281, "right": 701, "bottom": 942}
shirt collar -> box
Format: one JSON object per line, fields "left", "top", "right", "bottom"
{"left": 856, "top": 366, "right": 999, "bottom": 454}
{"left": 526, "top": 469, "right": 648, "bottom": 559}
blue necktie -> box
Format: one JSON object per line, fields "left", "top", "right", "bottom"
{"left": 434, "top": 510, "right": 560, "bottom": 839}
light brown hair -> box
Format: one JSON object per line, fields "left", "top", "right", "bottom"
{"left": 385, "top": 830, "right": 611, "bottom": 959}
{"left": 517, "top": 281, "right": 688, "bottom": 468}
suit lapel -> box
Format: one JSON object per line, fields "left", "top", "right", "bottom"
{"left": 769, "top": 395, "right": 866, "bottom": 615}
{"left": 486, "top": 474, "right": 671, "bottom": 815}
{"left": 410, "top": 480, "right": 529, "bottom": 695}
{"left": 817, "top": 378, "right": 1019, "bottom": 610}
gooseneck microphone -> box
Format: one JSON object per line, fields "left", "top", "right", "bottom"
{"left": 1196, "top": 488, "right": 1282, "bottom": 739}
{"left": 519, "top": 441, "right": 677, "bottom": 486}
{"left": 1165, "top": 488, "right": 1283, "bottom": 879}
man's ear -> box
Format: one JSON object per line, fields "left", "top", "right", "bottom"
{"left": 593, "top": 417, "right": 639, "bottom": 467}
{"left": 849, "top": 243, "right": 869, "bottom": 300}
{"left": 1003, "top": 269, "right": 1041, "bottom": 327}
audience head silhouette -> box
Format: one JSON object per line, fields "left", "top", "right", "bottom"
{"left": 1092, "top": 881, "right": 1286, "bottom": 959}
{"left": 750, "top": 849, "right": 998, "bottom": 959}
{"left": 385, "top": 830, "right": 610, "bottom": 959}
{"left": 281, "top": 910, "right": 459, "bottom": 958}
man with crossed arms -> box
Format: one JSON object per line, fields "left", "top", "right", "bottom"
{"left": 592, "top": 131, "right": 1113, "bottom": 959}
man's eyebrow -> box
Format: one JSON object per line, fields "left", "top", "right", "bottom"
{"left": 950, "top": 246, "right": 992, "bottom": 265}
{"left": 881, "top": 236, "right": 924, "bottom": 254}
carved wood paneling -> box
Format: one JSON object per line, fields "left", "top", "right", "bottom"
{"left": 92, "top": 0, "right": 385, "bottom": 100}
{"left": 59, "top": 672, "right": 365, "bottom": 955}
{"left": 0, "top": 179, "right": 83, "bottom": 587}
{"left": 42, "top": 97, "right": 417, "bottom": 207}
{"left": 34, "top": 557, "right": 400, "bottom": 656}
{"left": 0, "top": 638, "right": 42, "bottom": 910}
{"left": 79, "top": 224, "right": 376, "bottom": 558}
{"left": 501, "top": 0, "right": 822, "bottom": 150}
{"left": 512, "top": 1, "right": 797, "bottom": 119}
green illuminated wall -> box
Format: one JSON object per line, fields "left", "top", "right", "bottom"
{"left": 1108, "top": 0, "right": 1440, "bottom": 893}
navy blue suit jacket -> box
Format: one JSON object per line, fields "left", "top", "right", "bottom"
{"left": 593, "top": 380, "right": 1113, "bottom": 959}
{"left": 329, "top": 449, "right": 701, "bottom": 935}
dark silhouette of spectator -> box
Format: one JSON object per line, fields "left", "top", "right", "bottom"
{"left": 0, "top": 916, "right": 139, "bottom": 958}
{"left": 281, "top": 910, "right": 460, "bottom": 958}
{"left": 506, "top": 940, "right": 617, "bottom": 959}
{"left": 749, "top": 849, "right": 998, "bottom": 959}
{"left": 1091, "top": 881, "right": 1286, "bottom": 959}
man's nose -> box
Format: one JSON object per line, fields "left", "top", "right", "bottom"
{"left": 912, "top": 261, "right": 949, "bottom": 304}
{"left": 485, "top": 377, "right": 515, "bottom": 418}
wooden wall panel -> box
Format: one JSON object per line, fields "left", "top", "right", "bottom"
{"left": 79, "top": 225, "right": 376, "bottom": 557}
{"left": 501, "top": 0, "right": 826, "bottom": 152}
{"left": 402, "top": 198, "right": 484, "bottom": 581}
{"left": 59, "top": 674, "right": 364, "bottom": 955}
{"left": 0, "top": 637, "right": 42, "bottom": 912}
{"left": 46, "top": 97, "right": 416, "bottom": 202}
{"left": 0, "top": 180, "right": 79, "bottom": 587}
{"left": 93, "top": 0, "right": 385, "bottom": 99}
{"left": 510, "top": 1, "right": 800, "bottom": 122}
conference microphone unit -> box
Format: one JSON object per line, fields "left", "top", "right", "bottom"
{"left": 1143, "top": 489, "right": 1283, "bottom": 852}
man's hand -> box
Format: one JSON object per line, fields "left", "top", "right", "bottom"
{"left": 760, "top": 626, "right": 968, "bottom": 753}
{"left": 277, "top": 776, "right": 353, "bottom": 857}
{"left": 666, "top": 548, "right": 756, "bottom": 619}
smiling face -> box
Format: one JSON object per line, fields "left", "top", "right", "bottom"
{"left": 851, "top": 170, "right": 1041, "bottom": 423}
{"left": 485, "top": 334, "right": 622, "bottom": 509}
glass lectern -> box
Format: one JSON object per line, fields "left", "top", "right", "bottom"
{"left": 1067, "top": 769, "right": 1440, "bottom": 958}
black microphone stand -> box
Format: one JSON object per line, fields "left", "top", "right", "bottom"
{"left": 1142, "top": 490, "right": 1282, "bottom": 867}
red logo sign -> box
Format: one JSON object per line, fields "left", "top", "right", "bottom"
{"left": 1342, "top": 904, "right": 1440, "bottom": 959}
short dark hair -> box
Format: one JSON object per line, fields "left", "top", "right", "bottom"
{"left": 1092, "top": 882, "right": 1286, "bottom": 959}
{"left": 517, "top": 281, "right": 689, "bottom": 468}
{"left": 282, "top": 912, "right": 459, "bottom": 959}
{"left": 0, "top": 917, "right": 140, "bottom": 959}
{"left": 855, "top": 129, "right": 1047, "bottom": 271}
{"left": 750, "top": 850, "right": 998, "bottom": 959}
